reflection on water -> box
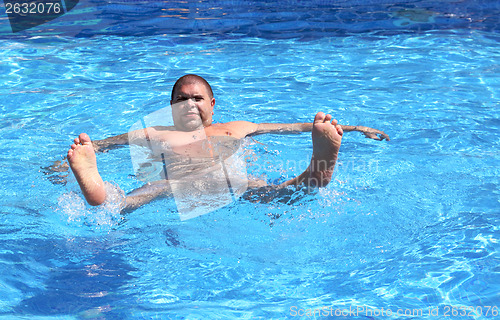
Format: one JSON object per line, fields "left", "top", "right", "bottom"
{"left": 6, "top": 237, "right": 135, "bottom": 318}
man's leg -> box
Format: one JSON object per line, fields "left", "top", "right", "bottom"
{"left": 68, "top": 133, "right": 107, "bottom": 206}
{"left": 242, "top": 112, "right": 343, "bottom": 204}
{"left": 279, "top": 112, "right": 343, "bottom": 188}
{"left": 122, "top": 180, "right": 171, "bottom": 213}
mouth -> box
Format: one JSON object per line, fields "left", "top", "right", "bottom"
{"left": 183, "top": 112, "right": 199, "bottom": 118}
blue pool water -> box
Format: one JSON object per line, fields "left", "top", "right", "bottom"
{"left": 0, "top": 1, "right": 499, "bottom": 319}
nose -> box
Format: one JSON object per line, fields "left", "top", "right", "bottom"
{"left": 183, "top": 98, "right": 197, "bottom": 109}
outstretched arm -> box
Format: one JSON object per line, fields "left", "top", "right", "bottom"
{"left": 236, "top": 122, "right": 389, "bottom": 141}
{"left": 92, "top": 132, "right": 129, "bottom": 153}
{"left": 94, "top": 120, "right": 389, "bottom": 153}
{"left": 92, "top": 125, "right": 178, "bottom": 153}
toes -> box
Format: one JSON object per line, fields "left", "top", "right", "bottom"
{"left": 324, "top": 114, "right": 332, "bottom": 123}
{"left": 314, "top": 112, "right": 326, "bottom": 123}
{"left": 79, "top": 133, "right": 92, "bottom": 145}
{"left": 331, "top": 118, "right": 338, "bottom": 126}
{"left": 70, "top": 143, "right": 77, "bottom": 150}
{"left": 67, "top": 149, "right": 73, "bottom": 159}
{"left": 336, "top": 125, "right": 343, "bottom": 136}
{"left": 74, "top": 137, "right": 80, "bottom": 145}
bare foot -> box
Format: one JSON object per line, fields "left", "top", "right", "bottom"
{"left": 308, "top": 112, "right": 343, "bottom": 187}
{"left": 67, "top": 133, "right": 106, "bottom": 206}
{"left": 280, "top": 112, "right": 343, "bottom": 188}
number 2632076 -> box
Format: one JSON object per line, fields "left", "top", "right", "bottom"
{"left": 5, "top": 2, "right": 62, "bottom": 15}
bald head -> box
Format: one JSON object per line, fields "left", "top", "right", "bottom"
{"left": 171, "top": 74, "right": 214, "bottom": 100}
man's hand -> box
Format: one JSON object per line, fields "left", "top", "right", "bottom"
{"left": 340, "top": 125, "right": 390, "bottom": 141}
{"left": 361, "top": 127, "right": 390, "bottom": 141}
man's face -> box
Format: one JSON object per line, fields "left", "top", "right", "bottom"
{"left": 170, "top": 82, "right": 215, "bottom": 131}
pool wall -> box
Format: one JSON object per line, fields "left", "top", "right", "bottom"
{"left": 1, "top": 0, "right": 499, "bottom": 39}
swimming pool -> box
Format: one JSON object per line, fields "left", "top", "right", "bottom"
{"left": 0, "top": 0, "right": 499, "bottom": 319}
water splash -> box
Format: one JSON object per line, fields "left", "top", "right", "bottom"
{"left": 57, "top": 181, "right": 125, "bottom": 231}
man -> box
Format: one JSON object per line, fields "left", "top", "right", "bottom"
{"left": 67, "top": 74, "right": 389, "bottom": 212}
